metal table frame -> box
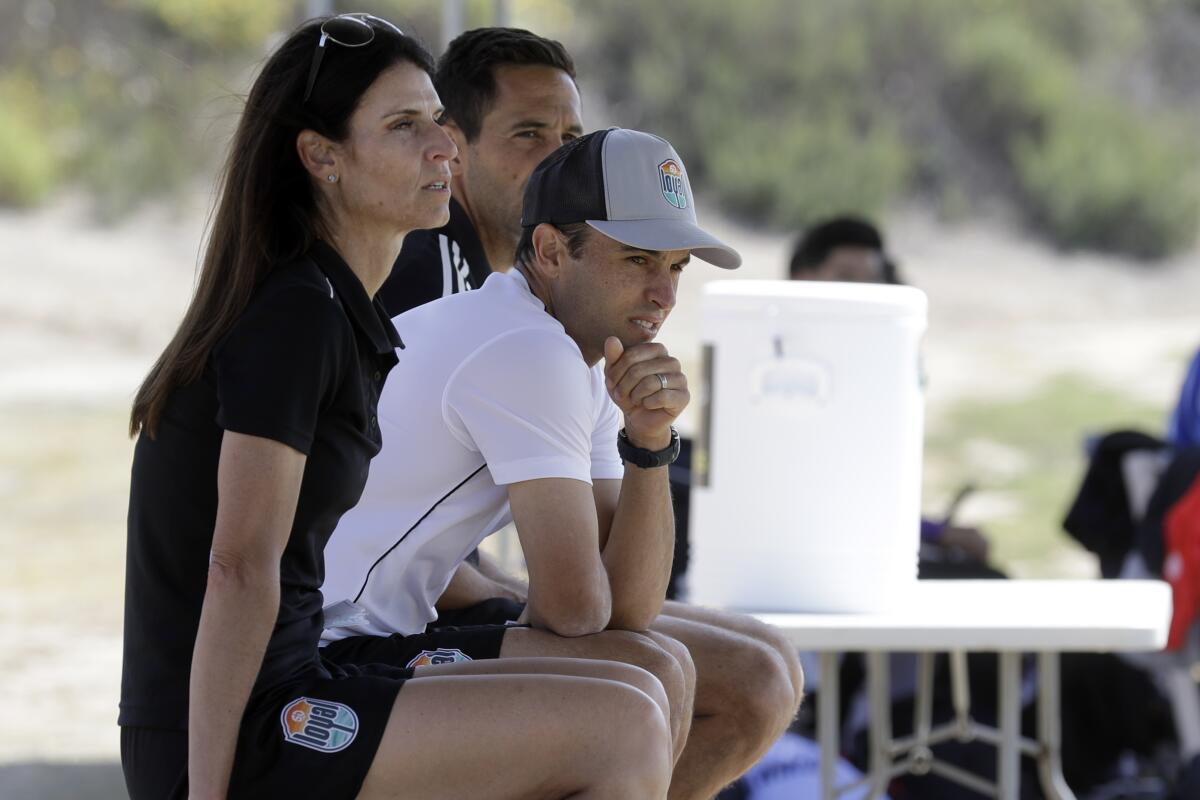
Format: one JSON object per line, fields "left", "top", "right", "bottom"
{"left": 816, "top": 650, "right": 1073, "bottom": 800}
{"left": 752, "top": 580, "right": 1171, "bottom": 800}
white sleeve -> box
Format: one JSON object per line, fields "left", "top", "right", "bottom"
{"left": 443, "top": 328, "right": 596, "bottom": 486}
{"left": 589, "top": 365, "right": 624, "bottom": 480}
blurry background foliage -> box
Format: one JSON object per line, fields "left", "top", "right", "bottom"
{"left": 576, "top": 0, "right": 1200, "bottom": 259}
{"left": 2, "top": 0, "right": 1200, "bottom": 256}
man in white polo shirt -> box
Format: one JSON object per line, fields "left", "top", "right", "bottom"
{"left": 322, "top": 129, "right": 797, "bottom": 797}
{"left": 375, "top": 30, "right": 802, "bottom": 794}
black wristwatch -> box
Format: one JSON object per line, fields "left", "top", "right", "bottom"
{"left": 617, "top": 427, "right": 681, "bottom": 469}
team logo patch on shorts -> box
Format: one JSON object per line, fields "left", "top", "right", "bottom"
{"left": 406, "top": 648, "right": 472, "bottom": 668}
{"left": 658, "top": 159, "right": 687, "bottom": 209}
{"left": 280, "top": 697, "right": 359, "bottom": 753}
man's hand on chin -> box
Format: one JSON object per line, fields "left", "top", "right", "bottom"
{"left": 602, "top": 336, "right": 689, "bottom": 450}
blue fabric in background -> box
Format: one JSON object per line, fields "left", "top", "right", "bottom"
{"left": 717, "top": 733, "right": 885, "bottom": 800}
{"left": 1168, "top": 348, "right": 1200, "bottom": 450}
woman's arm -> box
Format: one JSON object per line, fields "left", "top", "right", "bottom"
{"left": 188, "top": 431, "right": 306, "bottom": 799}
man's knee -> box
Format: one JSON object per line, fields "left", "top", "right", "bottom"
{"left": 595, "top": 630, "right": 687, "bottom": 700}
{"left": 760, "top": 627, "right": 804, "bottom": 708}
{"left": 727, "top": 613, "right": 805, "bottom": 707}
{"left": 601, "top": 682, "right": 674, "bottom": 793}
{"left": 644, "top": 630, "right": 696, "bottom": 693}
{"left": 720, "top": 638, "right": 798, "bottom": 745}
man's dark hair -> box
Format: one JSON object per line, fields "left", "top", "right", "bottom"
{"left": 788, "top": 215, "right": 902, "bottom": 284}
{"left": 435, "top": 27, "right": 576, "bottom": 141}
{"left": 514, "top": 222, "right": 591, "bottom": 270}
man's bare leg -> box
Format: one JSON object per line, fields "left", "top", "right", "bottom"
{"left": 358, "top": 657, "right": 672, "bottom": 800}
{"left": 436, "top": 560, "right": 803, "bottom": 795}
{"left": 419, "top": 651, "right": 673, "bottom": 727}
{"left": 643, "top": 629, "right": 698, "bottom": 745}
{"left": 650, "top": 614, "right": 799, "bottom": 800}
{"left": 662, "top": 599, "right": 805, "bottom": 706}
{"left": 501, "top": 627, "right": 693, "bottom": 763}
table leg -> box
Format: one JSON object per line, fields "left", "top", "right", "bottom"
{"left": 867, "top": 651, "right": 892, "bottom": 799}
{"left": 997, "top": 652, "right": 1021, "bottom": 800}
{"left": 916, "top": 652, "right": 935, "bottom": 738}
{"left": 912, "top": 652, "right": 935, "bottom": 774}
{"left": 1036, "top": 652, "right": 1077, "bottom": 800}
{"left": 950, "top": 649, "right": 971, "bottom": 734}
{"left": 820, "top": 651, "right": 839, "bottom": 800}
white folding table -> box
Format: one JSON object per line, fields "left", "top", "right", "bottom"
{"left": 752, "top": 580, "right": 1171, "bottom": 800}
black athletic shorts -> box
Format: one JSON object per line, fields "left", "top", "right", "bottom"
{"left": 428, "top": 597, "right": 526, "bottom": 629}
{"left": 321, "top": 610, "right": 520, "bottom": 669}
{"left": 121, "top": 661, "right": 410, "bottom": 800}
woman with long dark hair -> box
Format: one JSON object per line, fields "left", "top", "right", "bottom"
{"left": 120, "top": 14, "right": 671, "bottom": 799}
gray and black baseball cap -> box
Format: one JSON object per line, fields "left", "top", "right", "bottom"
{"left": 520, "top": 128, "right": 742, "bottom": 269}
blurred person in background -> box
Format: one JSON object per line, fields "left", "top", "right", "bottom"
{"left": 120, "top": 14, "right": 673, "bottom": 800}
{"left": 788, "top": 215, "right": 905, "bottom": 286}
{"left": 790, "top": 215, "right": 993, "bottom": 568}
{"left": 330, "top": 26, "right": 803, "bottom": 800}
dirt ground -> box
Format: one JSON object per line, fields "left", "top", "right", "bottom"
{"left": 1, "top": 196, "right": 1196, "bottom": 771}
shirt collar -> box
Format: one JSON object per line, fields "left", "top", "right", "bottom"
{"left": 506, "top": 267, "right": 546, "bottom": 311}
{"left": 308, "top": 239, "right": 404, "bottom": 354}
{"left": 446, "top": 197, "right": 488, "bottom": 265}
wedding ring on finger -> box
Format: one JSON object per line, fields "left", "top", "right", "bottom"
{"left": 657, "top": 373, "right": 668, "bottom": 391}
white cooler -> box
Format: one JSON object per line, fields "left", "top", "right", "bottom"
{"left": 687, "top": 280, "right": 927, "bottom": 613}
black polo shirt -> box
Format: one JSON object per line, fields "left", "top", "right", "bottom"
{"left": 119, "top": 240, "right": 403, "bottom": 730}
{"left": 377, "top": 197, "right": 491, "bottom": 317}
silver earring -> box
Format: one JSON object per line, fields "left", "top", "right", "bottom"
{"left": 326, "top": 174, "right": 338, "bottom": 183}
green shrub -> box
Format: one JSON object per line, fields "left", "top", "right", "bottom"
{"left": 702, "top": 110, "right": 910, "bottom": 228}
{"left": 575, "top": 0, "right": 1200, "bottom": 258}
{"left": 0, "top": 74, "right": 62, "bottom": 207}
{"left": 127, "top": 0, "right": 292, "bottom": 49}
{"left": 938, "top": 12, "right": 1200, "bottom": 258}
{"left": 1014, "top": 102, "right": 1200, "bottom": 259}
{"left": 75, "top": 111, "right": 197, "bottom": 224}
{"left": 576, "top": 0, "right": 905, "bottom": 228}
{"left": 944, "top": 20, "right": 1073, "bottom": 149}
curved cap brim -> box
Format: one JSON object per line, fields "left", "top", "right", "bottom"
{"left": 585, "top": 219, "right": 742, "bottom": 269}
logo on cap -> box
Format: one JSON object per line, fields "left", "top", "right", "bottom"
{"left": 658, "top": 159, "right": 687, "bottom": 210}
{"left": 280, "top": 697, "right": 359, "bottom": 753}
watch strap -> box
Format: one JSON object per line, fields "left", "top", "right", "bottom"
{"left": 617, "top": 427, "right": 680, "bottom": 468}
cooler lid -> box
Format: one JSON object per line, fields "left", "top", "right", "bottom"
{"left": 703, "top": 279, "right": 927, "bottom": 319}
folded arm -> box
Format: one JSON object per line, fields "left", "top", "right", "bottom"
{"left": 507, "top": 336, "right": 684, "bottom": 635}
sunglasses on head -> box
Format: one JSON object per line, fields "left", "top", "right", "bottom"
{"left": 303, "top": 13, "right": 404, "bottom": 105}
